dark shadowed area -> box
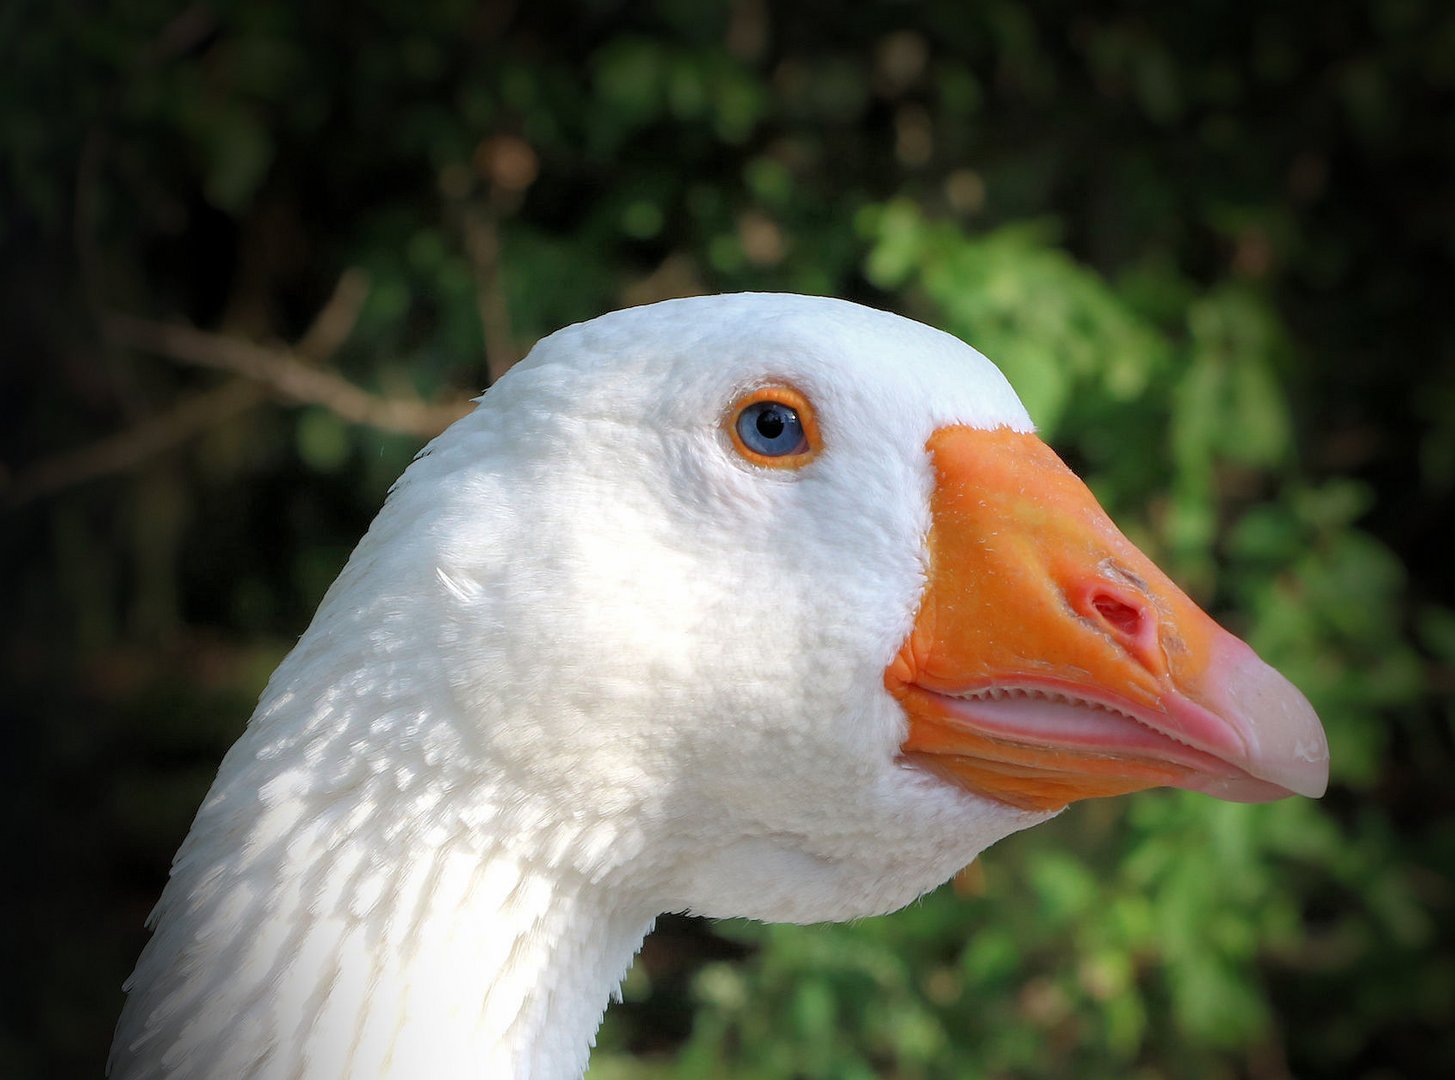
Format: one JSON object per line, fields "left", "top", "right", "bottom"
{"left": 3, "top": 1, "right": 1453, "bottom": 1077}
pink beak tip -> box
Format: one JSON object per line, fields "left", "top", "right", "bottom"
{"left": 1205, "top": 638, "right": 1330, "bottom": 800}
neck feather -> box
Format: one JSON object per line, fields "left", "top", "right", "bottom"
{"left": 114, "top": 804, "right": 653, "bottom": 1080}
{"left": 112, "top": 698, "right": 657, "bottom": 1080}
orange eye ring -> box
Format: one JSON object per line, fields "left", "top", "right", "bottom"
{"left": 725, "top": 384, "right": 822, "bottom": 469}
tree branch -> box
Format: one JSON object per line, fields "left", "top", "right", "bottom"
{"left": 295, "top": 267, "right": 372, "bottom": 362}
{"left": 4, "top": 381, "right": 264, "bottom": 507}
{"left": 463, "top": 204, "right": 517, "bottom": 385}
{"left": 6, "top": 272, "right": 471, "bottom": 507}
{"left": 102, "top": 314, "right": 470, "bottom": 438}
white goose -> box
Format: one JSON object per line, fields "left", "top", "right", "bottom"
{"left": 111, "top": 294, "right": 1328, "bottom": 1080}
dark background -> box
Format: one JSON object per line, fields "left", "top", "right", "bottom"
{"left": 3, "top": 1, "right": 1452, "bottom": 1076}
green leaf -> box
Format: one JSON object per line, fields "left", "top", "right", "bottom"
{"left": 295, "top": 409, "right": 351, "bottom": 473}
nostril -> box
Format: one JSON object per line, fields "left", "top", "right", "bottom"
{"left": 1078, "top": 583, "right": 1164, "bottom": 675}
{"left": 1093, "top": 594, "right": 1144, "bottom": 637}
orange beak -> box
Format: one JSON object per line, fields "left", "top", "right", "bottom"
{"left": 886, "top": 426, "right": 1329, "bottom": 813}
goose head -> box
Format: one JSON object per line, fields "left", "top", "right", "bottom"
{"left": 365, "top": 292, "right": 1326, "bottom": 921}
{"left": 113, "top": 294, "right": 1329, "bottom": 1080}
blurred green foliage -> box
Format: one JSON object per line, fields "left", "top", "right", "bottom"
{"left": 3, "top": 1, "right": 1452, "bottom": 1077}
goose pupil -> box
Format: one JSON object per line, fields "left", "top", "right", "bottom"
{"left": 756, "top": 409, "right": 786, "bottom": 439}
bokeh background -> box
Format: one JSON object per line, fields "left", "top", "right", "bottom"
{"left": 4, "top": 1, "right": 1453, "bottom": 1077}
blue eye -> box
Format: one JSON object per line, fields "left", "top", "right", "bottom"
{"left": 727, "top": 385, "right": 820, "bottom": 468}
{"left": 736, "top": 400, "right": 808, "bottom": 457}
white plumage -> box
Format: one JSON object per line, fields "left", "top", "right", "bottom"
{"left": 111, "top": 294, "right": 1326, "bottom": 1079}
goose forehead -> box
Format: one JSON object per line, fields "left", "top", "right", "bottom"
{"left": 527, "top": 294, "right": 1033, "bottom": 438}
